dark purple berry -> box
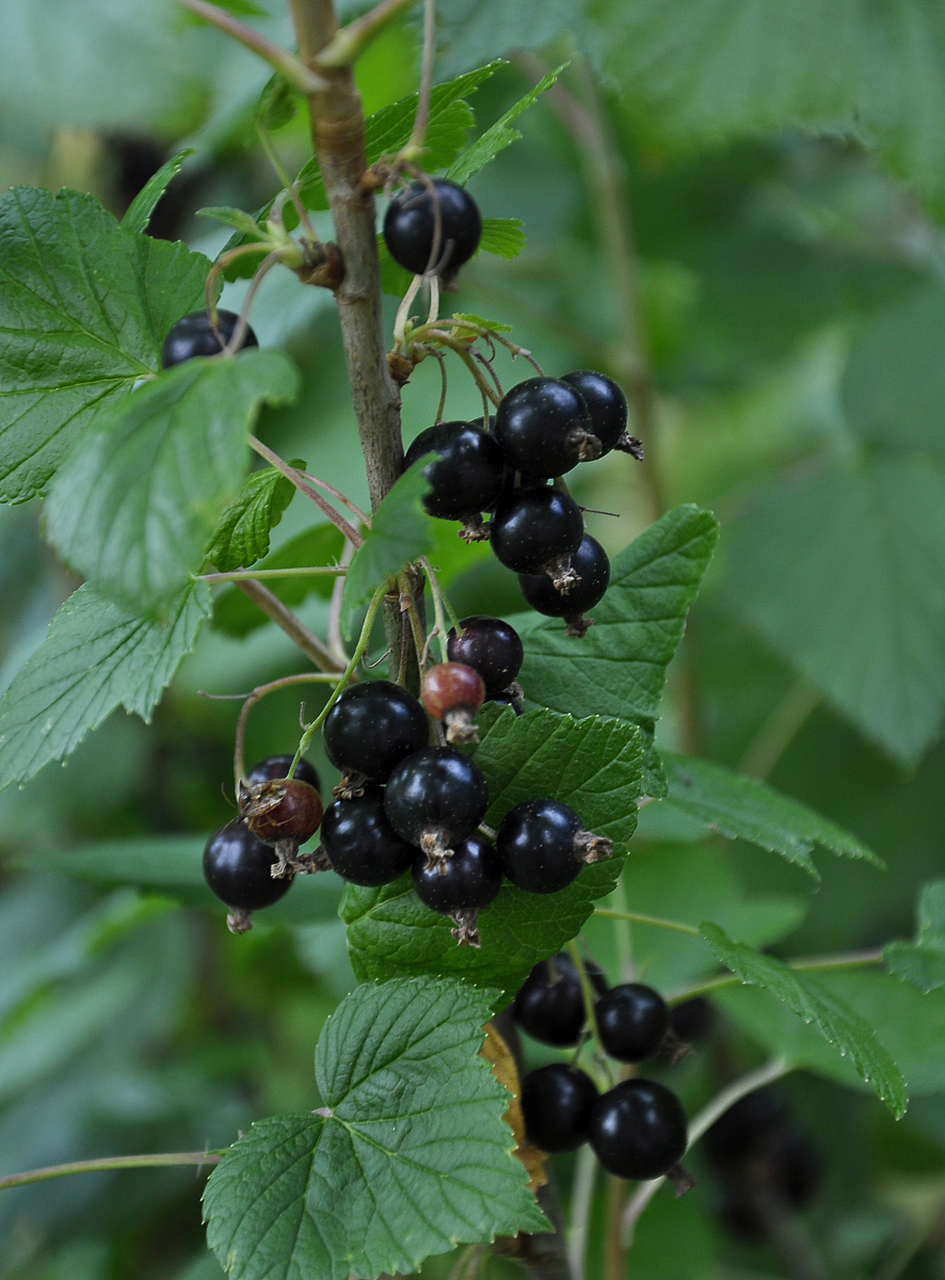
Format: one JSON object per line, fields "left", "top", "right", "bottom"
{"left": 203, "top": 819, "right": 291, "bottom": 913}
{"left": 404, "top": 421, "right": 506, "bottom": 521}
{"left": 670, "top": 997, "right": 714, "bottom": 1044}
{"left": 245, "top": 754, "right": 321, "bottom": 795}
{"left": 513, "top": 952, "right": 609, "bottom": 1047}
{"left": 588, "top": 1079, "right": 688, "bottom": 1180}
{"left": 447, "top": 615, "right": 524, "bottom": 693}
{"left": 384, "top": 746, "right": 489, "bottom": 866}
{"left": 494, "top": 377, "right": 599, "bottom": 477}
{"left": 594, "top": 983, "right": 671, "bottom": 1063}
{"left": 497, "top": 799, "right": 611, "bottom": 894}
{"left": 421, "top": 663, "right": 486, "bottom": 744}
{"left": 490, "top": 486, "right": 584, "bottom": 575}
{"left": 518, "top": 534, "right": 610, "bottom": 634}
{"left": 383, "top": 179, "right": 482, "bottom": 278}
{"left": 561, "top": 370, "right": 630, "bottom": 454}
{"left": 323, "top": 681, "right": 429, "bottom": 783}
{"left": 521, "top": 1064, "right": 599, "bottom": 1153}
{"left": 319, "top": 787, "right": 415, "bottom": 886}
{"left": 161, "top": 310, "right": 258, "bottom": 368}
{"left": 411, "top": 833, "right": 501, "bottom": 914}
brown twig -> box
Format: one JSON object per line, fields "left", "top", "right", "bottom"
{"left": 234, "top": 579, "right": 345, "bottom": 673}
{"left": 177, "top": 0, "right": 326, "bottom": 93}
{"left": 248, "top": 435, "right": 364, "bottom": 545}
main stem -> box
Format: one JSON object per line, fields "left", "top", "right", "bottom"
{"left": 289, "top": 0, "right": 411, "bottom": 675}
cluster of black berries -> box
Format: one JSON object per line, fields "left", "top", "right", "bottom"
{"left": 405, "top": 370, "right": 642, "bottom": 637}
{"left": 704, "top": 1089, "right": 820, "bottom": 1242}
{"left": 515, "top": 953, "right": 692, "bottom": 1185}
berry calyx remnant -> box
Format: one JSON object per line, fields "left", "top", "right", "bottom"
{"left": 561, "top": 370, "right": 644, "bottom": 459}
{"left": 322, "top": 681, "right": 429, "bottom": 790}
{"left": 521, "top": 1064, "right": 600, "bottom": 1153}
{"left": 161, "top": 310, "right": 258, "bottom": 368}
{"left": 447, "top": 615, "right": 524, "bottom": 694}
{"left": 513, "top": 952, "right": 608, "bottom": 1046}
{"left": 497, "top": 798, "right": 612, "bottom": 894}
{"left": 594, "top": 983, "right": 671, "bottom": 1063}
{"left": 384, "top": 746, "right": 489, "bottom": 869}
{"left": 318, "top": 787, "right": 416, "bottom": 886}
{"left": 403, "top": 421, "right": 506, "bottom": 525}
{"left": 494, "top": 376, "right": 600, "bottom": 477}
{"left": 238, "top": 777, "right": 324, "bottom": 876}
{"left": 383, "top": 178, "right": 482, "bottom": 279}
{"left": 588, "top": 1078, "right": 689, "bottom": 1182}
{"left": 203, "top": 819, "right": 293, "bottom": 934}
{"left": 411, "top": 832, "right": 501, "bottom": 946}
{"left": 421, "top": 662, "right": 486, "bottom": 744}
{"left": 518, "top": 533, "right": 610, "bottom": 636}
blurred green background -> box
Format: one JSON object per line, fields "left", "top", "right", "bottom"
{"left": 4, "top": 1, "right": 945, "bottom": 1277}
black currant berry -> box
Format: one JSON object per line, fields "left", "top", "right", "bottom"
{"left": 412, "top": 832, "right": 501, "bottom": 947}
{"left": 323, "top": 681, "right": 429, "bottom": 785}
{"left": 494, "top": 377, "right": 599, "bottom": 477}
{"left": 319, "top": 787, "right": 415, "bottom": 887}
{"left": 669, "top": 996, "right": 714, "bottom": 1044}
{"left": 490, "top": 486, "right": 584, "bottom": 578}
{"left": 245, "top": 754, "right": 321, "bottom": 794}
{"left": 703, "top": 1089, "right": 788, "bottom": 1171}
{"left": 514, "top": 951, "right": 608, "bottom": 1047}
{"left": 421, "top": 662, "right": 486, "bottom": 745}
{"left": 521, "top": 1064, "right": 599, "bottom": 1153}
{"left": 384, "top": 746, "right": 489, "bottom": 867}
{"left": 497, "top": 799, "right": 611, "bottom": 894}
{"left": 383, "top": 178, "right": 482, "bottom": 278}
{"left": 588, "top": 1079, "right": 688, "bottom": 1180}
{"left": 594, "top": 983, "right": 671, "bottom": 1063}
{"left": 239, "top": 777, "right": 323, "bottom": 846}
{"left": 161, "top": 310, "right": 258, "bottom": 368}
{"left": 404, "top": 421, "right": 506, "bottom": 523}
{"left": 203, "top": 819, "right": 291, "bottom": 931}
{"left": 561, "top": 370, "right": 642, "bottom": 458}
{"left": 518, "top": 534, "right": 610, "bottom": 637}
{"left": 447, "top": 615, "right": 524, "bottom": 694}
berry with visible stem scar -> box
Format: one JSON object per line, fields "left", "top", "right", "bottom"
{"left": 161, "top": 310, "right": 258, "bottom": 368}
{"left": 384, "top": 746, "right": 489, "bottom": 869}
{"left": 245, "top": 753, "right": 321, "bottom": 795}
{"left": 490, "top": 485, "right": 584, "bottom": 585}
{"left": 588, "top": 1079, "right": 690, "bottom": 1184}
{"left": 383, "top": 178, "right": 482, "bottom": 280}
{"left": 403, "top": 421, "right": 506, "bottom": 525}
{"left": 318, "top": 787, "right": 416, "bottom": 887}
{"left": 521, "top": 1064, "right": 599, "bottom": 1153}
{"left": 518, "top": 533, "right": 610, "bottom": 636}
{"left": 411, "top": 832, "right": 501, "bottom": 947}
{"left": 322, "top": 681, "right": 429, "bottom": 792}
{"left": 514, "top": 951, "right": 608, "bottom": 1046}
{"left": 494, "top": 377, "right": 600, "bottom": 477}
{"left": 447, "top": 615, "right": 524, "bottom": 694}
{"left": 594, "top": 983, "right": 671, "bottom": 1063}
{"left": 421, "top": 663, "right": 486, "bottom": 744}
{"left": 561, "top": 370, "right": 644, "bottom": 459}
{"left": 497, "top": 798, "right": 612, "bottom": 894}
{"left": 238, "top": 777, "right": 323, "bottom": 877}
{"left": 203, "top": 819, "right": 292, "bottom": 934}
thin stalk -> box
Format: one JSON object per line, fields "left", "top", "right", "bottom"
{"left": 315, "top": 0, "right": 420, "bottom": 68}
{"left": 201, "top": 566, "right": 347, "bottom": 583}
{"left": 593, "top": 908, "right": 700, "bottom": 938}
{"left": 328, "top": 537, "right": 357, "bottom": 662}
{"left": 567, "top": 1145, "right": 597, "bottom": 1280}
{"left": 403, "top": 0, "right": 435, "bottom": 156}
{"left": 257, "top": 125, "right": 319, "bottom": 240}
{"left": 248, "top": 436, "right": 364, "bottom": 545}
{"left": 606, "top": 877, "right": 636, "bottom": 982}
{"left": 669, "top": 948, "right": 884, "bottom": 1004}
{"left": 234, "top": 579, "right": 344, "bottom": 673}
{"left": 0, "top": 1151, "right": 223, "bottom": 1192}
{"left": 393, "top": 273, "right": 424, "bottom": 346}
{"left": 299, "top": 472, "right": 371, "bottom": 526}
{"left": 233, "top": 671, "right": 341, "bottom": 788}
{"left": 419, "top": 557, "right": 450, "bottom": 663}
{"left": 401, "top": 574, "right": 430, "bottom": 663}
{"left": 176, "top": 0, "right": 326, "bottom": 93}
{"left": 223, "top": 249, "right": 283, "bottom": 355}
{"left": 621, "top": 1057, "right": 793, "bottom": 1244}
{"left": 204, "top": 242, "right": 271, "bottom": 322}
{"left": 603, "top": 1175, "right": 626, "bottom": 1280}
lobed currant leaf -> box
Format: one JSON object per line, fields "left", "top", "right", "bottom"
{"left": 448, "top": 64, "right": 566, "bottom": 185}
{"left": 121, "top": 148, "right": 194, "bottom": 235}
{"left": 205, "top": 460, "right": 301, "bottom": 574}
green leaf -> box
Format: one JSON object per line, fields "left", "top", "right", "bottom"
{"left": 211, "top": 522, "right": 345, "bottom": 637}
{"left": 435, "top": 0, "right": 582, "bottom": 77}
{"left": 478, "top": 218, "right": 526, "bottom": 260}
{"left": 257, "top": 72, "right": 299, "bottom": 131}
{"left": 0, "top": 581, "right": 210, "bottom": 793}
{"left": 885, "top": 881, "right": 945, "bottom": 993}
{"left": 0, "top": 186, "right": 210, "bottom": 503}
{"left": 341, "top": 459, "right": 435, "bottom": 620}
{"left": 205, "top": 463, "right": 300, "bottom": 574}
{"left": 725, "top": 456, "right": 945, "bottom": 764}
{"left": 203, "top": 978, "right": 547, "bottom": 1280}
{"left": 518, "top": 504, "right": 719, "bottom": 792}
{"left": 297, "top": 64, "right": 501, "bottom": 212}
{"left": 589, "top": 0, "right": 945, "bottom": 205}
{"left": 658, "top": 751, "right": 881, "bottom": 880}
{"left": 196, "top": 205, "right": 267, "bottom": 237}
{"left": 700, "top": 922, "right": 908, "bottom": 1118}
{"left": 343, "top": 705, "right": 641, "bottom": 993}
{"left": 448, "top": 64, "right": 566, "bottom": 184}
{"left": 46, "top": 351, "right": 300, "bottom": 615}
{"left": 451, "top": 311, "right": 514, "bottom": 335}
{"left": 121, "top": 148, "right": 194, "bottom": 234}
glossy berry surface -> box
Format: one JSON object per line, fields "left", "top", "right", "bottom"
{"left": 594, "top": 983, "right": 671, "bottom": 1062}
{"left": 161, "top": 309, "right": 258, "bottom": 368}
{"left": 421, "top": 663, "right": 485, "bottom": 720}
{"left": 323, "top": 681, "right": 429, "bottom": 781}
{"left": 203, "top": 819, "right": 291, "bottom": 911}
{"left": 447, "top": 615, "right": 524, "bottom": 693}
{"left": 240, "top": 778, "right": 323, "bottom": 845}
{"left": 494, "top": 377, "right": 596, "bottom": 477}
{"left": 588, "top": 1079, "right": 688, "bottom": 1180}
{"left": 411, "top": 833, "right": 501, "bottom": 914}
{"left": 385, "top": 747, "right": 489, "bottom": 848}
{"left": 561, "top": 370, "right": 628, "bottom": 454}
{"left": 518, "top": 534, "right": 610, "bottom": 617}
{"left": 404, "top": 421, "right": 506, "bottom": 520}
{"left": 320, "top": 787, "right": 415, "bottom": 886}
{"left": 383, "top": 179, "right": 482, "bottom": 277}
{"left": 490, "top": 486, "right": 584, "bottom": 574}
{"left": 513, "top": 951, "right": 608, "bottom": 1047}
{"left": 244, "top": 754, "right": 321, "bottom": 794}
{"left": 497, "top": 798, "right": 583, "bottom": 893}
{"left": 521, "top": 1064, "right": 599, "bottom": 1153}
